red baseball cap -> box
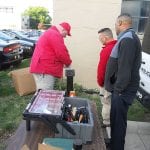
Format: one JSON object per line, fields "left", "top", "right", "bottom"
{"left": 59, "top": 22, "right": 71, "bottom": 36}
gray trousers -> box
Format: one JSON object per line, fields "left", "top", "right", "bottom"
{"left": 100, "top": 87, "right": 111, "bottom": 125}
{"left": 33, "top": 73, "right": 56, "bottom": 90}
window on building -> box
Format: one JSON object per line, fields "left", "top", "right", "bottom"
{"left": 121, "top": 0, "right": 150, "bottom": 34}
{"left": 0, "top": 7, "right": 13, "bottom": 13}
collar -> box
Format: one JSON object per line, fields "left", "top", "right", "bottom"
{"left": 117, "top": 28, "right": 134, "bottom": 40}
{"left": 102, "top": 40, "right": 117, "bottom": 48}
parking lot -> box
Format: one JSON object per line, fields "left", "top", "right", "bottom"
{"left": 0, "top": 29, "right": 40, "bottom": 70}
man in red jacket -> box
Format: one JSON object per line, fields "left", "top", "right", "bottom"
{"left": 30, "top": 22, "right": 72, "bottom": 90}
{"left": 97, "top": 28, "right": 117, "bottom": 127}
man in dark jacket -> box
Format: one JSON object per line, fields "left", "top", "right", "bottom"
{"left": 104, "top": 14, "right": 142, "bottom": 150}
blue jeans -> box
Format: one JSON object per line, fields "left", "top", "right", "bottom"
{"left": 110, "top": 91, "right": 136, "bottom": 150}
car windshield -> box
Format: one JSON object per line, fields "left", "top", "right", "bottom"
{"left": 0, "top": 39, "right": 6, "bottom": 42}
{"left": 13, "top": 31, "right": 28, "bottom": 38}
{"left": 0, "top": 31, "right": 14, "bottom": 41}
{"left": 25, "top": 30, "right": 42, "bottom": 37}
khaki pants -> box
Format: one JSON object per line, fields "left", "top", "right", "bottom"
{"left": 100, "top": 87, "right": 111, "bottom": 125}
{"left": 33, "top": 73, "right": 56, "bottom": 90}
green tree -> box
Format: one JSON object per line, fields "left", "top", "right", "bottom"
{"left": 22, "top": 6, "right": 52, "bottom": 29}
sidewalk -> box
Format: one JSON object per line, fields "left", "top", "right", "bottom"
{"left": 106, "top": 121, "right": 150, "bottom": 150}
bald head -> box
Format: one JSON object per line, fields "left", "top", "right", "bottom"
{"left": 115, "top": 13, "right": 133, "bottom": 35}
{"left": 117, "top": 14, "right": 132, "bottom": 25}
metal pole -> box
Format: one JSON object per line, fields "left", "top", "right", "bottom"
{"left": 65, "top": 69, "right": 75, "bottom": 96}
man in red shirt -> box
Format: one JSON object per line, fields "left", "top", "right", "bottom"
{"left": 30, "top": 22, "right": 72, "bottom": 90}
{"left": 97, "top": 28, "right": 117, "bottom": 127}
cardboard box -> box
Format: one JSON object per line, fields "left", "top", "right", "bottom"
{"left": 9, "top": 67, "right": 36, "bottom": 96}
{"left": 21, "top": 144, "right": 63, "bottom": 150}
{"left": 21, "top": 145, "right": 29, "bottom": 150}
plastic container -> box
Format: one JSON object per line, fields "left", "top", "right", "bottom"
{"left": 55, "top": 97, "right": 94, "bottom": 144}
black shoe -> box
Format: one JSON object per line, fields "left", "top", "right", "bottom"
{"left": 101, "top": 123, "right": 110, "bottom": 128}
{"left": 106, "top": 146, "right": 111, "bottom": 150}
{"left": 104, "top": 138, "right": 111, "bottom": 149}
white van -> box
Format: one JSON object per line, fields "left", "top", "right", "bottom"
{"left": 136, "top": 50, "right": 150, "bottom": 108}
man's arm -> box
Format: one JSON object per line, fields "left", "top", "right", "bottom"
{"left": 50, "top": 34, "right": 72, "bottom": 66}
{"left": 97, "top": 49, "right": 111, "bottom": 87}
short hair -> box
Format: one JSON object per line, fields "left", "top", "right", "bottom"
{"left": 117, "top": 13, "right": 132, "bottom": 25}
{"left": 98, "top": 28, "right": 113, "bottom": 38}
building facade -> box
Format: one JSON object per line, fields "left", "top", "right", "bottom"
{"left": 53, "top": 0, "right": 150, "bottom": 89}
{"left": 53, "top": 0, "right": 121, "bottom": 88}
{"left": 0, "top": 5, "right": 20, "bottom": 29}
{"left": 0, "top": 0, "right": 53, "bottom": 30}
{"left": 121, "top": 0, "right": 150, "bottom": 34}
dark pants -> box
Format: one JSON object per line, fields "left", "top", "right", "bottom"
{"left": 110, "top": 91, "right": 136, "bottom": 150}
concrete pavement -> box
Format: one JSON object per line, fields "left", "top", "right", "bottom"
{"left": 106, "top": 121, "right": 150, "bottom": 150}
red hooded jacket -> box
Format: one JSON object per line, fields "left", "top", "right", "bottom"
{"left": 30, "top": 26, "right": 72, "bottom": 78}
{"left": 97, "top": 40, "right": 117, "bottom": 87}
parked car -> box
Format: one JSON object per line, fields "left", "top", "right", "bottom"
{"left": 0, "top": 39, "right": 23, "bottom": 70}
{"left": 136, "top": 20, "right": 150, "bottom": 109}
{"left": 0, "top": 31, "right": 34, "bottom": 58}
{"left": 23, "top": 30, "right": 43, "bottom": 37}
{"left": 2, "top": 29, "right": 38, "bottom": 45}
